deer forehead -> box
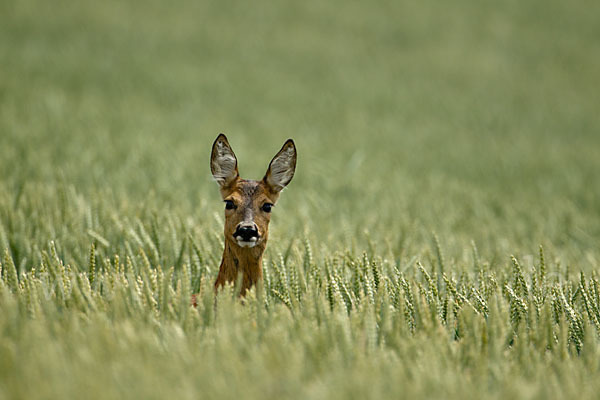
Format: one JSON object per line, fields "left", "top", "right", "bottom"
{"left": 225, "top": 180, "right": 277, "bottom": 205}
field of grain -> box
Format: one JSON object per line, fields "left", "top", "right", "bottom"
{"left": 1, "top": 0, "right": 600, "bottom": 398}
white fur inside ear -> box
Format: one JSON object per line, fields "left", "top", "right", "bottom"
{"left": 268, "top": 146, "right": 296, "bottom": 191}
{"left": 212, "top": 141, "right": 237, "bottom": 185}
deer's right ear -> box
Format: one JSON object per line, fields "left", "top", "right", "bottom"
{"left": 210, "top": 134, "right": 239, "bottom": 188}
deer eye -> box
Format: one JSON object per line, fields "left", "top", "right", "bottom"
{"left": 224, "top": 200, "right": 236, "bottom": 210}
{"left": 261, "top": 203, "right": 273, "bottom": 213}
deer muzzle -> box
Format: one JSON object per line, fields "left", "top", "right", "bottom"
{"left": 234, "top": 222, "right": 260, "bottom": 247}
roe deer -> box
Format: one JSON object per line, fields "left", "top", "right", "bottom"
{"left": 210, "top": 133, "right": 296, "bottom": 295}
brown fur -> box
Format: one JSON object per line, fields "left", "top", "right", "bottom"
{"left": 209, "top": 134, "right": 296, "bottom": 296}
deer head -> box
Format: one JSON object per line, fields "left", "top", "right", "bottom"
{"left": 210, "top": 134, "right": 296, "bottom": 294}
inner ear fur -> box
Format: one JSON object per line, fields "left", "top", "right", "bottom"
{"left": 211, "top": 134, "right": 239, "bottom": 189}
{"left": 263, "top": 139, "right": 296, "bottom": 193}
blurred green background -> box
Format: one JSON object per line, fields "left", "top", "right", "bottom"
{"left": 2, "top": 0, "right": 599, "bottom": 270}
{"left": 2, "top": 0, "right": 600, "bottom": 399}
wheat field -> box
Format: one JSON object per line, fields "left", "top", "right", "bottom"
{"left": 1, "top": 0, "right": 600, "bottom": 398}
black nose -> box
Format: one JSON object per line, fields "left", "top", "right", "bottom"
{"left": 234, "top": 224, "right": 259, "bottom": 241}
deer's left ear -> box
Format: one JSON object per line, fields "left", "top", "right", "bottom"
{"left": 264, "top": 139, "right": 297, "bottom": 193}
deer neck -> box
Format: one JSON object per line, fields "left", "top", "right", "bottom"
{"left": 215, "top": 238, "right": 266, "bottom": 294}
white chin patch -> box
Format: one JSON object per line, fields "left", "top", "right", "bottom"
{"left": 236, "top": 237, "right": 258, "bottom": 248}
